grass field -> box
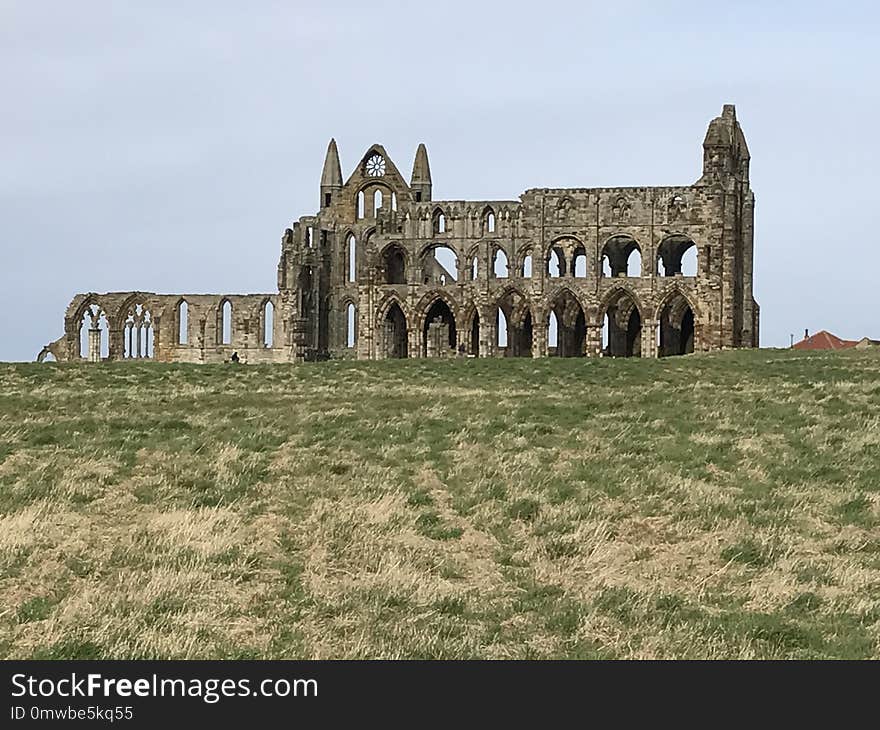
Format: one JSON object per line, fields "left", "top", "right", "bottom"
{"left": 1, "top": 348, "right": 879, "bottom": 659}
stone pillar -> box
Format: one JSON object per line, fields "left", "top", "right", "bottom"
{"left": 533, "top": 309, "right": 548, "bottom": 358}
{"left": 478, "top": 306, "right": 492, "bottom": 358}
{"left": 88, "top": 328, "right": 101, "bottom": 363}
{"left": 642, "top": 320, "right": 659, "bottom": 359}
{"left": 585, "top": 324, "right": 602, "bottom": 357}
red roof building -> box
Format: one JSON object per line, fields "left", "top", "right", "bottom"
{"left": 792, "top": 330, "right": 858, "bottom": 351}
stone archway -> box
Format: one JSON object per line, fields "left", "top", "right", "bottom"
{"left": 601, "top": 289, "right": 643, "bottom": 357}
{"left": 382, "top": 302, "right": 408, "bottom": 359}
{"left": 658, "top": 291, "right": 696, "bottom": 356}
{"left": 548, "top": 289, "right": 586, "bottom": 357}
{"left": 422, "top": 298, "right": 457, "bottom": 357}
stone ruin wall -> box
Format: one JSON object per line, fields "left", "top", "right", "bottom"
{"left": 41, "top": 105, "right": 758, "bottom": 363}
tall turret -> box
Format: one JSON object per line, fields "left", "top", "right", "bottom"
{"left": 410, "top": 143, "right": 432, "bottom": 202}
{"left": 320, "top": 138, "right": 343, "bottom": 209}
{"left": 700, "top": 104, "right": 750, "bottom": 184}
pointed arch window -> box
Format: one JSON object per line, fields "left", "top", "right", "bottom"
{"left": 219, "top": 299, "right": 232, "bottom": 345}
{"left": 177, "top": 300, "right": 188, "bottom": 345}
{"left": 348, "top": 234, "right": 357, "bottom": 283}
{"left": 262, "top": 300, "right": 274, "bottom": 347}
{"left": 346, "top": 302, "right": 357, "bottom": 347}
{"left": 485, "top": 209, "right": 496, "bottom": 234}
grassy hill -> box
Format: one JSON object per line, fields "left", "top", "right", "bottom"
{"left": 1, "top": 349, "right": 879, "bottom": 659}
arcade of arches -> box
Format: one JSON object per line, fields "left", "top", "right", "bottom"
{"left": 43, "top": 106, "right": 757, "bottom": 362}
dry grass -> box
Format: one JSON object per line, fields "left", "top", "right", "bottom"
{"left": 1, "top": 348, "right": 879, "bottom": 658}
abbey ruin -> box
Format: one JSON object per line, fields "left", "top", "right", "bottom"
{"left": 39, "top": 105, "right": 758, "bottom": 363}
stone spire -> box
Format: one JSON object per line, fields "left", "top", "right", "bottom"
{"left": 320, "top": 138, "right": 343, "bottom": 208}
{"left": 410, "top": 143, "right": 432, "bottom": 202}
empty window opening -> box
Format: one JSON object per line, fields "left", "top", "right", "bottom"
{"left": 493, "top": 249, "right": 509, "bottom": 278}
{"left": 548, "top": 248, "right": 564, "bottom": 278}
{"left": 177, "top": 300, "right": 188, "bottom": 345}
{"left": 262, "top": 300, "right": 274, "bottom": 348}
{"left": 123, "top": 303, "right": 153, "bottom": 359}
{"left": 522, "top": 254, "right": 532, "bottom": 278}
{"left": 681, "top": 247, "right": 697, "bottom": 276}
{"left": 656, "top": 235, "right": 697, "bottom": 277}
{"left": 384, "top": 245, "right": 407, "bottom": 284}
{"left": 548, "top": 311, "right": 559, "bottom": 349}
{"left": 486, "top": 210, "right": 496, "bottom": 233}
{"left": 79, "top": 303, "right": 109, "bottom": 361}
{"left": 602, "top": 236, "right": 641, "bottom": 278}
{"left": 573, "top": 248, "right": 587, "bottom": 278}
{"left": 628, "top": 250, "right": 642, "bottom": 277}
{"left": 348, "top": 235, "right": 357, "bottom": 282}
{"left": 374, "top": 190, "right": 383, "bottom": 214}
{"left": 346, "top": 302, "right": 357, "bottom": 347}
{"left": 307, "top": 226, "right": 314, "bottom": 249}
{"left": 471, "top": 256, "right": 478, "bottom": 281}
{"left": 220, "top": 300, "right": 232, "bottom": 345}
{"left": 391, "top": 192, "right": 397, "bottom": 211}
{"left": 357, "top": 192, "right": 365, "bottom": 220}
{"left": 425, "top": 245, "right": 457, "bottom": 285}
{"left": 432, "top": 209, "right": 447, "bottom": 235}
{"left": 497, "top": 308, "right": 508, "bottom": 348}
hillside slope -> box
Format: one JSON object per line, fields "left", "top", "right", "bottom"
{"left": 1, "top": 349, "right": 879, "bottom": 659}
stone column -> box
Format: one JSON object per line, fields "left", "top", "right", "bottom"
{"left": 532, "top": 308, "right": 548, "bottom": 358}
{"left": 642, "top": 320, "right": 659, "bottom": 359}
{"left": 88, "top": 328, "right": 101, "bottom": 363}
{"left": 586, "top": 324, "right": 602, "bottom": 357}
{"left": 478, "top": 306, "right": 493, "bottom": 358}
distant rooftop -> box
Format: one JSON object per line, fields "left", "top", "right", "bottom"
{"left": 792, "top": 330, "right": 879, "bottom": 351}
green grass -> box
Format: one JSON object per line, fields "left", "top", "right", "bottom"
{"left": 0, "top": 348, "right": 879, "bottom": 658}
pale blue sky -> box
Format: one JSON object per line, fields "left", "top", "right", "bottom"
{"left": 1, "top": 1, "right": 878, "bottom": 360}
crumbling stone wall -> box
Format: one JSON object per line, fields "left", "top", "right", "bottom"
{"left": 43, "top": 105, "right": 758, "bottom": 362}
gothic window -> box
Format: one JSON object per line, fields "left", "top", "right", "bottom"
{"left": 348, "top": 234, "right": 357, "bottom": 283}
{"left": 346, "top": 303, "right": 357, "bottom": 347}
{"left": 123, "top": 303, "right": 154, "bottom": 359}
{"left": 497, "top": 308, "right": 508, "bottom": 347}
{"left": 365, "top": 154, "right": 386, "bottom": 177}
{"left": 219, "top": 299, "right": 232, "bottom": 345}
{"left": 485, "top": 209, "right": 496, "bottom": 233}
{"left": 262, "top": 300, "right": 274, "bottom": 347}
{"left": 493, "top": 248, "right": 509, "bottom": 278}
{"left": 177, "top": 300, "right": 188, "bottom": 344}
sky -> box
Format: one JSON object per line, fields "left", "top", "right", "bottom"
{"left": 1, "top": 0, "right": 878, "bottom": 360}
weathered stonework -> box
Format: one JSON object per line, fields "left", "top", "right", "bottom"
{"left": 41, "top": 105, "right": 758, "bottom": 363}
